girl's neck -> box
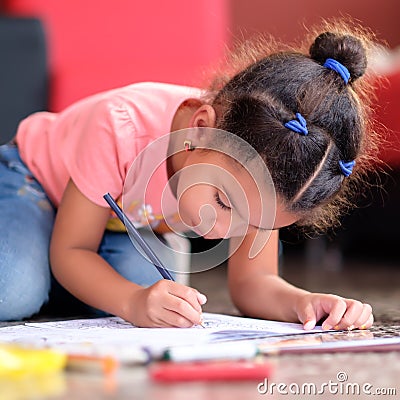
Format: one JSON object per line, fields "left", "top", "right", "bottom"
{"left": 167, "top": 100, "right": 202, "bottom": 194}
{"left": 168, "top": 100, "right": 202, "bottom": 174}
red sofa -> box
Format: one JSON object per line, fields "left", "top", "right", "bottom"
{"left": 4, "top": 0, "right": 229, "bottom": 112}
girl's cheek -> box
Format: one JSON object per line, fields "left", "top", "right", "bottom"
{"left": 176, "top": 197, "right": 190, "bottom": 224}
{"left": 177, "top": 196, "right": 202, "bottom": 229}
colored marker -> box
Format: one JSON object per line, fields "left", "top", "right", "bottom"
{"left": 103, "top": 193, "right": 174, "bottom": 281}
{"left": 67, "top": 354, "right": 118, "bottom": 375}
{"left": 150, "top": 360, "right": 272, "bottom": 382}
{"left": 163, "top": 341, "right": 258, "bottom": 363}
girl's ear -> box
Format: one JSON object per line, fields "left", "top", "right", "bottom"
{"left": 190, "top": 104, "right": 216, "bottom": 128}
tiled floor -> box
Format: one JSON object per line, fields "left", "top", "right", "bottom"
{"left": 1, "top": 239, "right": 400, "bottom": 399}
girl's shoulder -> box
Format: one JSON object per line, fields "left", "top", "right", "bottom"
{"left": 112, "top": 82, "right": 203, "bottom": 102}
{"left": 77, "top": 81, "right": 203, "bottom": 118}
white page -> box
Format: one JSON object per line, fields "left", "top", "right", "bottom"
{"left": 0, "top": 312, "right": 318, "bottom": 359}
{"left": 25, "top": 312, "right": 312, "bottom": 333}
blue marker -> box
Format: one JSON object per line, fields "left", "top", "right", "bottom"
{"left": 103, "top": 193, "right": 175, "bottom": 281}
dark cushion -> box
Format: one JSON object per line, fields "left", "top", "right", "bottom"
{"left": 0, "top": 17, "right": 48, "bottom": 144}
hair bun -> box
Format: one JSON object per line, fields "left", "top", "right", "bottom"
{"left": 309, "top": 31, "right": 367, "bottom": 81}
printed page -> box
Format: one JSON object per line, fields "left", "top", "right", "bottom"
{"left": 0, "top": 312, "right": 320, "bottom": 359}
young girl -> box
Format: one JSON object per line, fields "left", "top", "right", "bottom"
{"left": 0, "top": 21, "right": 377, "bottom": 330}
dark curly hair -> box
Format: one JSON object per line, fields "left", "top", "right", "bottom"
{"left": 205, "top": 19, "right": 381, "bottom": 233}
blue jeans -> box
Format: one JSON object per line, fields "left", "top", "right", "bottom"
{"left": 0, "top": 143, "right": 174, "bottom": 321}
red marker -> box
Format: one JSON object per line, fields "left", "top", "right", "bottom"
{"left": 149, "top": 360, "right": 272, "bottom": 382}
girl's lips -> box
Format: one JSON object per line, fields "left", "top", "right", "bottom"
{"left": 188, "top": 220, "right": 202, "bottom": 236}
{"left": 190, "top": 222, "right": 214, "bottom": 239}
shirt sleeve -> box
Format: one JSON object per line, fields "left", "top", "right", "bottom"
{"left": 60, "top": 97, "right": 140, "bottom": 207}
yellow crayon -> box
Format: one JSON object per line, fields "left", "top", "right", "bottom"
{"left": 0, "top": 344, "right": 66, "bottom": 378}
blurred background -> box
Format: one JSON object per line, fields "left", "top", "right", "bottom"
{"left": 0, "top": 0, "right": 399, "bottom": 277}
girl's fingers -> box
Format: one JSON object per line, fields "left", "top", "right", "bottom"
{"left": 321, "top": 298, "right": 347, "bottom": 330}
{"left": 145, "top": 295, "right": 201, "bottom": 328}
{"left": 297, "top": 301, "right": 317, "bottom": 330}
{"left": 324, "top": 301, "right": 373, "bottom": 331}
{"left": 196, "top": 291, "right": 208, "bottom": 306}
{"left": 166, "top": 281, "right": 206, "bottom": 313}
{"left": 351, "top": 303, "right": 373, "bottom": 330}
{"left": 156, "top": 309, "right": 198, "bottom": 328}
{"left": 360, "top": 313, "right": 374, "bottom": 330}
{"left": 140, "top": 281, "right": 205, "bottom": 327}
{"left": 161, "top": 285, "right": 204, "bottom": 326}
{"left": 333, "top": 299, "right": 364, "bottom": 330}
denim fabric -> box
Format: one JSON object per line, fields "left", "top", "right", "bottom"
{"left": 0, "top": 143, "right": 174, "bottom": 321}
{"left": 99, "top": 230, "right": 175, "bottom": 287}
{"left": 0, "top": 143, "right": 54, "bottom": 320}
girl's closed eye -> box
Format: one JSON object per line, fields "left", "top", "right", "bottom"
{"left": 214, "top": 191, "right": 231, "bottom": 211}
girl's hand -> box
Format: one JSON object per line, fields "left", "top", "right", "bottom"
{"left": 295, "top": 293, "right": 374, "bottom": 331}
{"left": 126, "top": 280, "right": 207, "bottom": 328}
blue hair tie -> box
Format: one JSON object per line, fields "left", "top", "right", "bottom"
{"left": 284, "top": 113, "right": 308, "bottom": 135}
{"left": 323, "top": 58, "right": 350, "bottom": 84}
{"left": 339, "top": 160, "right": 355, "bottom": 177}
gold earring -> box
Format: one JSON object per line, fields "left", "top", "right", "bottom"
{"left": 183, "top": 140, "right": 194, "bottom": 152}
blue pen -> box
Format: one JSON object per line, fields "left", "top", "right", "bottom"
{"left": 103, "top": 193, "right": 175, "bottom": 281}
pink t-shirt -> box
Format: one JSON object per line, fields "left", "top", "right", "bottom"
{"left": 16, "top": 82, "right": 202, "bottom": 230}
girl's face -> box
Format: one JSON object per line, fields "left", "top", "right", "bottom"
{"left": 175, "top": 150, "right": 298, "bottom": 239}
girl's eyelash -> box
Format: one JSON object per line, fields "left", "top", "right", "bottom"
{"left": 214, "top": 192, "right": 231, "bottom": 210}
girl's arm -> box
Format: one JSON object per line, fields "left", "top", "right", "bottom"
{"left": 227, "top": 230, "right": 373, "bottom": 330}
{"left": 228, "top": 230, "right": 306, "bottom": 322}
{"left": 50, "top": 179, "right": 205, "bottom": 327}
